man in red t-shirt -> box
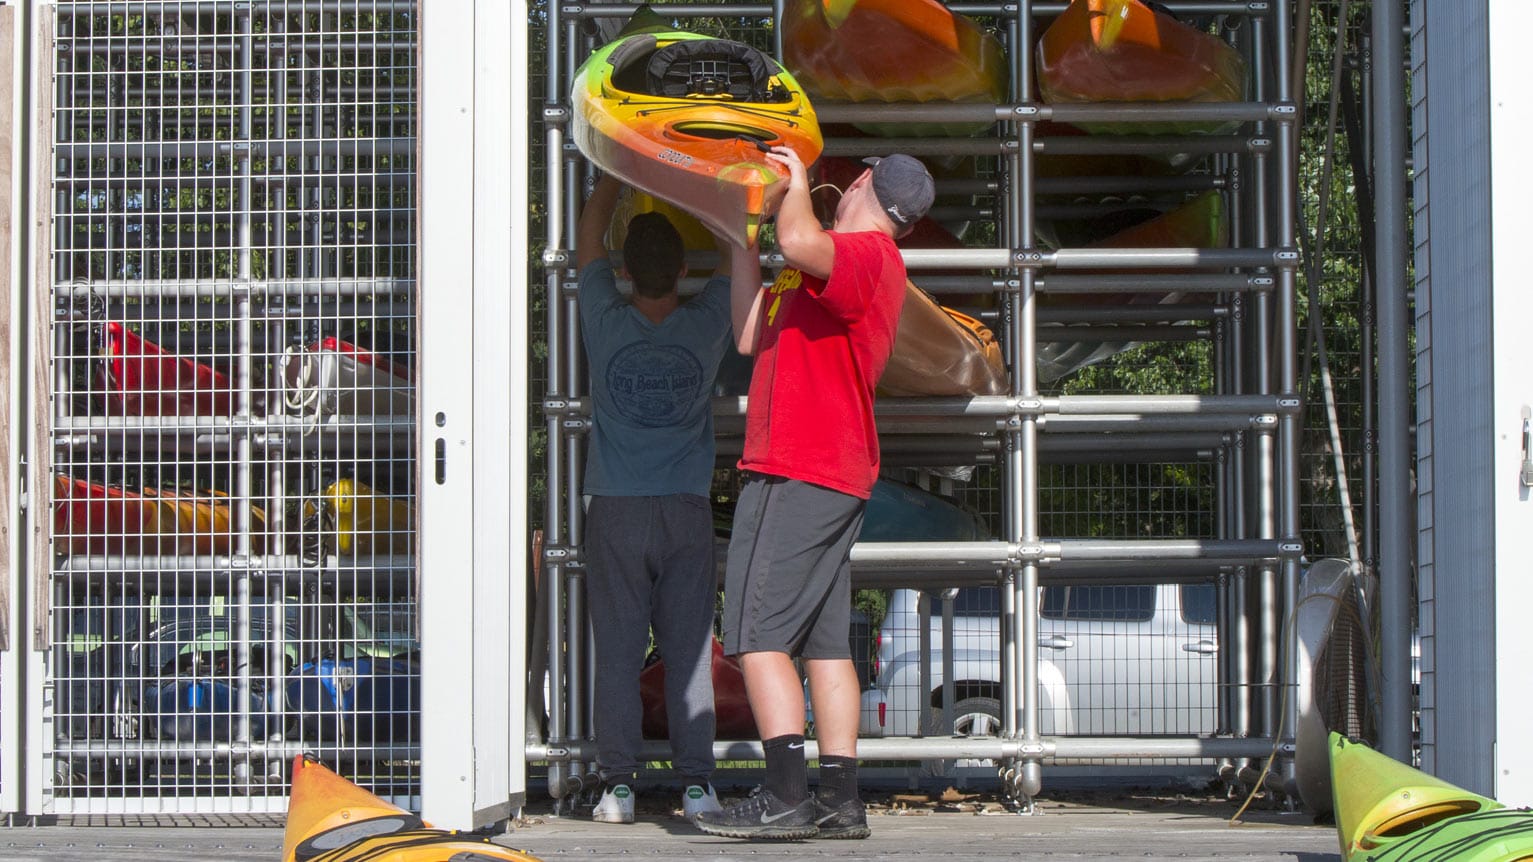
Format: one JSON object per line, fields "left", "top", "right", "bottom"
{"left": 696, "top": 150, "right": 934, "bottom": 841}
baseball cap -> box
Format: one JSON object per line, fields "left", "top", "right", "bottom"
{"left": 863, "top": 154, "right": 936, "bottom": 228}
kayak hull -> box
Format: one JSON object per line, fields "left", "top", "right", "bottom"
{"left": 1038, "top": 0, "right": 1246, "bottom": 135}
{"left": 1039, "top": 191, "right": 1228, "bottom": 382}
{"left": 781, "top": 0, "right": 1007, "bottom": 137}
{"left": 285, "top": 657, "right": 420, "bottom": 745}
{"left": 639, "top": 637, "right": 757, "bottom": 741}
{"left": 52, "top": 474, "right": 265, "bottom": 557}
{"left": 881, "top": 284, "right": 1007, "bottom": 397}
{"left": 1328, "top": 733, "right": 1533, "bottom": 862}
{"left": 571, "top": 20, "right": 821, "bottom": 247}
{"left": 284, "top": 757, "right": 545, "bottom": 862}
{"left": 862, "top": 479, "right": 986, "bottom": 542}
{"left": 282, "top": 337, "right": 414, "bottom": 419}
{"left": 98, "top": 322, "right": 234, "bottom": 418}
{"left": 305, "top": 479, "right": 414, "bottom": 558}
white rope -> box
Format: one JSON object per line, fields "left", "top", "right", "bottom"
{"left": 279, "top": 345, "right": 324, "bottom": 435}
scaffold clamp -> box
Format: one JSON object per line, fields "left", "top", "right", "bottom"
{"left": 542, "top": 397, "right": 589, "bottom": 416}
{"left": 542, "top": 248, "right": 570, "bottom": 266}
{"left": 543, "top": 545, "right": 583, "bottom": 564}
{"left": 543, "top": 105, "right": 570, "bottom": 124}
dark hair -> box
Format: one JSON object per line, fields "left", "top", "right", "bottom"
{"left": 621, "top": 212, "right": 685, "bottom": 300}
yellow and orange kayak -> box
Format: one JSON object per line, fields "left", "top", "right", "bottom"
{"left": 53, "top": 474, "right": 266, "bottom": 557}
{"left": 781, "top": 0, "right": 1007, "bottom": 138}
{"left": 881, "top": 284, "right": 1008, "bottom": 397}
{"left": 1038, "top": 0, "right": 1245, "bottom": 135}
{"left": 570, "top": 10, "right": 821, "bottom": 248}
{"left": 284, "top": 757, "right": 542, "bottom": 862}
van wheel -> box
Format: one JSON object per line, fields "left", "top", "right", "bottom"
{"left": 922, "top": 696, "right": 1003, "bottom": 777}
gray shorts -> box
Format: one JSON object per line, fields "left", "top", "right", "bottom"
{"left": 722, "top": 474, "right": 865, "bottom": 659}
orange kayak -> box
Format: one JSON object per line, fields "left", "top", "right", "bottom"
{"left": 97, "top": 322, "right": 234, "bottom": 418}
{"left": 781, "top": 0, "right": 1007, "bottom": 138}
{"left": 882, "top": 284, "right": 1007, "bottom": 397}
{"left": 283, "top": 757, "right": 542, "bottom": 862}
{"left": 1038, "top": 0, "right": 1246, "bottom": 134}
{"left": 52, "top": 474, "right": 265, "bottom": 557}
{"left": 570, "top": 9, "right": 821, "bottom": 247}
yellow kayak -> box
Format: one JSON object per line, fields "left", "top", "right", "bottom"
{"left": 283, "top": 756, "right": 543, "bottom": 862}
{"left": 1329, "top": 733, "right": 1533, "bottom": 862}
{"left": 304, "top": 479, "right": 413, "bottom": 558}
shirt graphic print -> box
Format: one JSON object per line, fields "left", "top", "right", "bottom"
{"left": 605, "top": 341, "right": 705, "bottom": 427}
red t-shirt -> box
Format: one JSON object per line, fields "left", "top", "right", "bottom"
{"left": 738, "top": 231, "right": 907, "bottom": 499}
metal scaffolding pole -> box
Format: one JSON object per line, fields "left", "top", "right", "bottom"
{"left": 1372, "top": 0, "right": 1414, "bottom": 765}
{"left": 1273, "top": 0, "right": 1303, "bottom": 791}
{"left": 541, "top": 0, "right": 576, "bottom": 803}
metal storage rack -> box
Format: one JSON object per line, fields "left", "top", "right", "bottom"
{"left": 37, "top": 0, "right": 420, "bottom": 814}
{"left": 534, "top": 0, "right": 1301, "bottom": 806}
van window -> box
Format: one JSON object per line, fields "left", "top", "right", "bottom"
{"left": 946, "top": 587, "right": 1001, "bottom": 617}
{"left": 1180, "top": 583, "right": 1218, "bottom": 625}
{"left": 1040, "top": 585, "right": 1155, "bottom": 622}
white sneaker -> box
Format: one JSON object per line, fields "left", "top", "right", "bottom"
{"left": 682, "top": 783, "right": 723, "bottom": 819}
{"left": 593, "top": 784, "right": 635, "bottom": 823}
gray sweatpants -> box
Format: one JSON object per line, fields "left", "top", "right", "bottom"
{"left": 584, "top": 494, "right": 717, "bottom": 784}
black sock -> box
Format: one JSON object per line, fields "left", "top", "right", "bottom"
{"left": 763, "top": 734, "right": 809, "bottom": 804}
{"left": 817, "top": 754, "right": 859, "bottom": 805}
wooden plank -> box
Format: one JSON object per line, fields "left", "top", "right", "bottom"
{"left": 0, "top": 4, "right": 15, "bottom": 653}
{"left": 30, "top": 12, "right": 51, "bottom": 653}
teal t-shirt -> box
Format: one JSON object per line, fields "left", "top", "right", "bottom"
{"left": 578, "top": 259, "right": 731, "bottom": 497}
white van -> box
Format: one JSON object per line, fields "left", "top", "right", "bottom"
{"left": 860, "top": 582, "right": 1219, "bottom": 741}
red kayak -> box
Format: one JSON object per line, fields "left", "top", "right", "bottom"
{"left": 97, "top": 322, "right": 234, "bottom": 417}
{"left": 639, "top": 638, "right": 757, "bottom": 740}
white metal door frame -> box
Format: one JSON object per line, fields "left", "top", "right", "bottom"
{"left": 1489, "top": 0, "right": 1533, "bottom": 807}
{"left": 417, "top": 0, "right": 528, "bottom": 829}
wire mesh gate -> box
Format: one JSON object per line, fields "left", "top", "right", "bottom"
{"left": 533, "top": 0, "right": 1301, "bottom": 805}
{"left": 42, "top": 0, "right": 419, "bottom": 814}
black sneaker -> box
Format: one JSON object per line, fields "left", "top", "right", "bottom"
{"left": 813, "top": 796, "right": 871, "bottom": 839}
{"left": 693, "top": 786, "right": 820, "bottom": 840}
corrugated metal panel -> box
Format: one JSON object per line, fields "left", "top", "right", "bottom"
{"left": 1411, "top": 0, "right": 1495, "bottom": 793}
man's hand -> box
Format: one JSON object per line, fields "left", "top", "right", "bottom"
{"left": 765, "top": 145, "right": 809, "bottom": 193}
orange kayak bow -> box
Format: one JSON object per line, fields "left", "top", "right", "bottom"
{"left": 283, "top": 757, "right": 542, "bottom": 862}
